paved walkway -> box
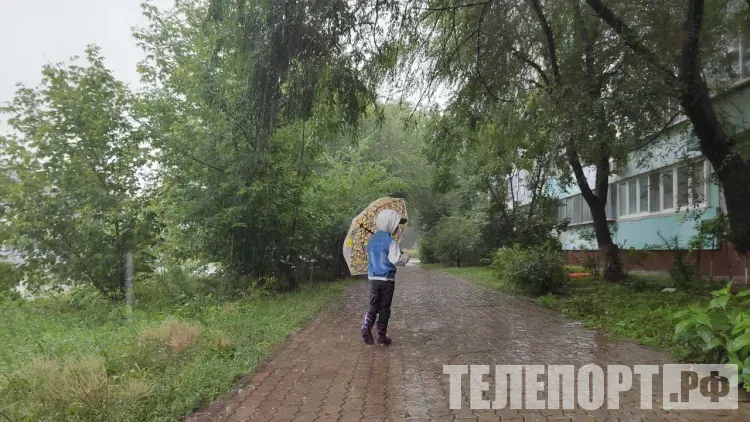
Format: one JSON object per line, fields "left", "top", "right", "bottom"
{"left": 190, "top": 265, "right": 750, "bottom": 421}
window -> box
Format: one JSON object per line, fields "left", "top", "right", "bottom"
{"left": 638, "top": 176, "right": 649, "bottom": 213}
{"left": 677, "top": 166, "right": 690, "bottom": 208}
{"left": 663, "top": 171, "right": 674, "bottom": 210}
{"left": 572, "top": 195, "right": 581, "bottom": 224}
{"left": 582, "top": 197, "right": 591, "bottom": 222}
{"left": 628, "top": 181, "right": 637, "bottom": 214}
{"left": 618, "top": 182, "right": 628, "bottom": 216}
{"left": 649, "top": 173, "right": 661, "bottom": 212}
{"left": 558, "top": 199, "right": 566, "bottom": 220}
{"left": 608, "top": 184, "right": 616, "bottom": 218}
{"left": 692, "top": 161, "right": 706, "bottom": 204}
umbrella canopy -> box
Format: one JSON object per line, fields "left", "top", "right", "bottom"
{"left": 343, "top": 197, "right": 408, "bottom": 276}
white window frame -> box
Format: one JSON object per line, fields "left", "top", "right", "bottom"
{"left": 636, "top": 175, "right": 649, "bottom": 214}
{"left": 617, "top": 182, "right": 628, "bottom": 218}
{"left": 690, "top": 160, "right": 708, "bottom": 207}
{"left": 614, "top": 159, "right": 709, "bottom": 220}
{"left": 559, "top": 160, "right": 710, "bottom": 224}
{"left": 661, "top": 168, "right": 676, "bottom": 212}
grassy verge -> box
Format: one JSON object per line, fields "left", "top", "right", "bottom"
{"left": 0, "top": 280, "right": 351, "bottom": 422}
{"left": 422, "top": 263, "right": 508, "bottom": 290}
{"left": 423, "top": 263, "right": 708, "bottom": 358}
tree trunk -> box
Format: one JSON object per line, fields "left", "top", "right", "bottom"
{"left": 587, "top": 180, "right": 625, "bottom": 282}
{"left": 680, "top": 85, "right": 750, "bottom": 253}
{"left": 584, "top": 0, "right": 750, "bottom": 255}
{"left": 677, "top": 0, "right": 750, "bottom": 255}
{"left": 565, "top": 141, "right": 625, "bottom": 282}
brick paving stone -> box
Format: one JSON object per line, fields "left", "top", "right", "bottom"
{"left": 189, "top": 265, "right": 750, "bottom": 422}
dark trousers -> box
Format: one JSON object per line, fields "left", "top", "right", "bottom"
{"left": 367, "top": 279, "right": 395, "bottom": 324}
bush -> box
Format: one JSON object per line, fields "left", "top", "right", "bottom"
{"left": 492, "top": 243, "right": 568, "bottom": 296}
{"left": 432, "top": 217, "right": 480, "bottom": 267}
{"left": 672, "top": 283, "right": 750, "bottom": 390}
{"left": 581, "top": 251, "right": 601, "bottom": 277}
{"left": 417, "top": 236, "right": 439, "bottom": 264}
{"left": 0, "top": 262, "right": 21, "bottom": 300}
{"left": 627, "top": 276, "right": 665, "bottom": 293}
{"left": 649, "top": 233, "right": 702, "bottom": 290}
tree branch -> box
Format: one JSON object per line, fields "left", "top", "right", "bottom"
{"left": 425, "top": 1, "right": 492, "bottom": 12}
{"left": 678, "top": 0, "right": 705, "bottom": 90}
{"left": 509, "top": 46, "right": 550, "bottom": 86}
{"left": 526, "top": 0, "right": 561, "bottom": 84}
{"left": 566, "top": 141, "right": 598, "bottom": 205}
{"left": 584, "top": 0, "right": 677, "bottom": 86}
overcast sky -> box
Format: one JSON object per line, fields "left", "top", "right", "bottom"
{"left": 1, "top": 0, "right": 173, "bottom": 107}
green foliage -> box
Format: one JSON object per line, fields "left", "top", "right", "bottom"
{"left": 581, "top": 253, "right": 602, "bottom": 278}
{"left": 431, "top": 217, "right": 480, "bottom": 267}
{"left": 0, "top": 262, "right": 21, "bottom": 300}
{"left": 647, "top": 233, "right": 702, "bottom": 290}
{"left": 627, "top": 276, "right": 668, "bottom": 293}
{"left": 132, "top": 0, "right": 391, "bottom": 286}
{"left": 1, "top": 354, "right": 151, "bottom": 421}
{"left": 537, "top": 293, "right": 558, "bottom": 308}
{"left": 672, "top": 284, "right": 750, "bottom": 390}
{"left": 541, "top": 275, "right": 709, "bottom": 354}
{"left": 1, "top": 47, "right": 159, "bottom": 296}
{"left": 0, "top": 275, "right": 350, "bottom": 421}
{"left": 425, "top": 264, "right": 507, "bottom": 291}
{"left": 492, "top": 243, "right": 568, "bottom": 296}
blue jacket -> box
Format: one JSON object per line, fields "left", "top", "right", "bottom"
{"left": 366, "top": 209, "right": 410, "bottom": 280}
{"left": 367, "top": 231, "right": 398, "bottom": 281}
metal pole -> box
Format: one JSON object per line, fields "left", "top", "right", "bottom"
{"left": 125, "top": 252, "right": 134, "bottom": 322}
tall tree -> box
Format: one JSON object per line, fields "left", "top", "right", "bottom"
{"left": 135, "top": 0, "right": 392, "bottom": 285}
{"left": 583, "top": 0, "right": 750, "bottom": 254}
{"left": 0, "top": 47, "right": 158, "bottom": 295}
{"left": 392, "top": 0, "right": 670, "bottom": 280}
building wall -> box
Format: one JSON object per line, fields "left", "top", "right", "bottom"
{"left": 553, "top": 81, "right": 750, "bottom": 254}
{"left": 564, "top": 241, "right": 748, "bottom": 279}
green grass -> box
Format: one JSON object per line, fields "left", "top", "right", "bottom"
{"left": 0, "top": 280, "right": 351, "bottom": 422}
{"left": 422, "top": 264, "right": 508, "bottom": 290}
{"left": 424, "top": 263, "right": 709, "bottom": 359}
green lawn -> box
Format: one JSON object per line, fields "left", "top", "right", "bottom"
{"left": 424, "top": 264, "right": 709, "bottom": 359}
{"left": 0, "top": 280, "right": 351, "bottom": 422}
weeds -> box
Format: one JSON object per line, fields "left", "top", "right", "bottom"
{"left": 0, "top": 279, "right": 350, "bottom": 421}
{"left": 139, "top": 320, "right": 202, "bottom": 353}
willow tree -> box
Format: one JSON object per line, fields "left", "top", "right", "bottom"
{"left": 391, "top": 0, "right": 670, "bottom": 281}
{"left": 135, "top": 0, "right": 393, "bottom": 285}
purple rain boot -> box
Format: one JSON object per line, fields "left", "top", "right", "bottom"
{"left": 361, "top": 312, "right": 375, "bottom": 345}
{"left": 376, "top": 322, "right": 392, "bottom": 345}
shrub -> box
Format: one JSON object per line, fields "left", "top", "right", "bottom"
{"left": 648, "top": 233, "right": 702, "bottom": 290}
{"left": 581, "top": 251, "right": 601, "bottom": 277}
{"left": 538, "top": 293, "right": 558, "bottom": 307}
{"left": 492, "top": 243, "right": 568, "bottom": 296}
{"left": 627, "top": 276, "right": 664, "bottom": 293}
{"left": 432, "top": 217, "right": 480, "bottom": 267}
{"left": 417, "top": 235, "right": 439, "bottom": 264}
{"left": 672, "top": 283, "right": 750, "bottom": 390}
{"left": 0, "top": 262, "right": 21, "bottom": 300}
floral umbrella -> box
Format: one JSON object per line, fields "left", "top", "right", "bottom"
{"left": 343, "top": 197, "right": 408, "bottom": 276}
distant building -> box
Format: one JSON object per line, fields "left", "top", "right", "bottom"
{"left": 507, "top": 41, "right": 750, "bottom": 278}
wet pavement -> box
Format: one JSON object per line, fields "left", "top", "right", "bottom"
{"left": 189, "top": 265, "right": 750, "bottom": 421}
